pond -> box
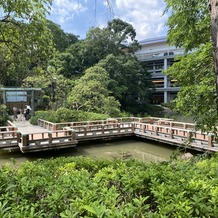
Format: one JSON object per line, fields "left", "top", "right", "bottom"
{"left": 0, "top": 137, "right": 197, "bottom": 167}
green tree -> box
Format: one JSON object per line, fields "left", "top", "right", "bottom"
{"left": 67, "top": 66, "right": 121, "bottom": 116}
{"left": 97, "top": 54, "right": 153, "bottom": 114}
{"left": 55, "top": 18, "right": 140, "bottom": 75}
{"left": 22, "top": 74, "right": 74, "bottom": 110}
{"left": 48, "top": 52, "right": 81, "bottom": 79}
{"left": 46, "top": 20, "right": 78, "bottom": 52}
{"left": 164, "top": 0, "right": 218, "bottom": 130}
{"left": 0, "top": 0, "right": 54, "bottom": 86}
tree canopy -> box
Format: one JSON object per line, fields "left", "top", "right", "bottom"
{"left": 0, "top": 0, "right": 54, "bottom": 86}
{"left": 68, "top": 66, "right": 121, "bottom": 117}
{"left": 97, "top": 54, "right": 152, "bottom": 114}
{"left": 46, "top": 20, "right": 78, "bottom": 52}
{"left": 164, "top": 0, "right": 210, "bottom": 51}
{"left": 164, "top": 0, "right": 218, "bottom": 130}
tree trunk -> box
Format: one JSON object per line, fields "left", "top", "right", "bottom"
{"left": 208, "top": 0, "right": 218, "bottom": 113}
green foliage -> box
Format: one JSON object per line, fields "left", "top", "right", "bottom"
{"left": 0, "top": 0, "right": 54, "bottom": 86}
{"left": 0, "top": 104, "right": 10, "bottom": 126}
{"left": 161, "top": 101, "right": 176, "bottom": 111}
{"left": 52, "top": 18, "right": 140, "bottom": 76}
{"left": 48, "top": 52, "right": 81, "bottom": 79}
{"left": 46, "top": 20, "right": 78, "bottom": 53}
{"left": 30, "top": 110, "right": 56, "bottom": 124}
{"left": 97, "top": 54, "right": 153, "bottom": 114}
{"left": 68, "top": 66, "right": 121, "bottom": 117}
{"left": 165, "top": 43, "right": 217, "bottom": 131}
{"left": 30, "top": 108, "right": 109, "bottom": 124}
{"left": 164, "top": 0, "right": 210, "bottom": 52}
{"left": 1, "top": 154, "right": 218, "bottom": 217}
{"left": 22, "top": 74, "right": 74, "bottom": 110}
{"left": 163, "top": 0, "right": 218, "bottom": 131}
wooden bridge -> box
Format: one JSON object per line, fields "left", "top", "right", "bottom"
{"left": 0, "top": 117, "right": 217, "bottom": 153}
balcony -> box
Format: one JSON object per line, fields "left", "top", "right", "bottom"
{"left": 135, "top": 49, "right": 184, "bottom": 62}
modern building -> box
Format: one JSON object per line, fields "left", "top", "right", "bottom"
{"left": 134, "top": 36, "right": 184, "bottom": 104}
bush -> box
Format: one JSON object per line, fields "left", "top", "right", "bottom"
{"left": 0, "top": 104, "right": 10, "bottom": 126}
{"left": 1, "top": 154, "right": 218, "bottom": 217}
{"left": 30, "top": 110, "right": 57, "bottom": 125}
{"left": 30, "top": 108, "right": 110, "bottom": 124}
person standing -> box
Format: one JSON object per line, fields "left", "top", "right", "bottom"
{"left": 24, "top": 105, "right": 31, "bottom": 120}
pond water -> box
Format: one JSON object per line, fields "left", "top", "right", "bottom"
{"left": 0, "top": 137, "right": 195, "bottom": 167}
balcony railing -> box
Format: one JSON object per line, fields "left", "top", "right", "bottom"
{"left": 135, "top": 49, "right": 185, "bottom": 61}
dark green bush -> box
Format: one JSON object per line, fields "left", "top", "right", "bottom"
{"left": 30, "top": 110, "right": 57, "bottom": 125}
{"left": 0, "top": 104, "right": 10, "bottom": 126}
{"left": 30, "top": 108, "right": 109, "bottom": 124}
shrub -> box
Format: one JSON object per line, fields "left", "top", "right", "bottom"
{"left": 31, "top": 108, "right": 110, "bottom": 124}
{"left": 1, "top": 155, "right": 218, "bottom": 217}
{"left": 30, "top": 110, "right": 57, "bottom": 125}
{"left": 0, "top": 104, "right": 10, "bottom": 126}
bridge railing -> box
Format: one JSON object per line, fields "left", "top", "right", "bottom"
{"left": 134, "top": 123, "right": 216, "bottom": 148}
{"left": 157, "top": 120, "right": 196, "bottom": 130}
{"left": 19, "top": 129, "right": 77, "bottom": 147}
{"left": 63, "top": 122, "right": 134, "bottom": 139}
{"left": 37, "top": 119, "right": 55, "bottom": 131}
{"left": 38, "top": 117, "right": 174, "bottom": 131}
{"left": 0, "top": 120, "right": 18, "bottom": 139}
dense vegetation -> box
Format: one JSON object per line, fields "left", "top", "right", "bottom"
{"left": 0, "top": 105, "right": 10, "bottom": 126}
{"left": 0, "top": 154, "right": 217, "bottom": 217}
{"left": 0, "top": 0, "right": 155, "bottom": 116}
{"left": 163, "top": 0, "right": 217, "bottom": 131}
{"left": 30, "top": 108, "right": 110, "bottom": 125}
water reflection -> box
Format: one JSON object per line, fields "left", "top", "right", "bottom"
{"left": 0, "top": 138, "right": 181, "bottom": 167}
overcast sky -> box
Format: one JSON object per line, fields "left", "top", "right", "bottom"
{"left": 48, "top": 0, "right": 168, "bottom": 41}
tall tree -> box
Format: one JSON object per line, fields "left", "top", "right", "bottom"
{"left": 0, "top": 0, "right": 54, "bottom": 86}
{"left": 164, "top": 0, "right": 218, "bottom": 130}
{"left": 208, "top": 0, "right": 218, "bottom": 112}
{"left": 49, "top": 18, "right": 140, "bottom": 79}
{"left": 67, "top": 66, "right": 121, "bottom": 116}
{"left": 46, "top": 20, "right": 78, "bottom": 52}
{"left": 97, "top": 54, "right": 153, "bottom": 114}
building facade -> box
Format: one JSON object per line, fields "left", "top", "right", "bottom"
{"left": 134, "top": 36, "right": 184, "bottom": 104}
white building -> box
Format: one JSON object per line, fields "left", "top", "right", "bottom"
{"left": 135, "top": 36, "right": 184, "bottom": 104}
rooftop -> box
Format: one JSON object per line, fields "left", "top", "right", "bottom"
{"left": 139, "top": 36, "right": 167, "bottom": 45}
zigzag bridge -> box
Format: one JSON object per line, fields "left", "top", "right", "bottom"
{"left": 0, "top": 117, "right": 217, "bottom": 153}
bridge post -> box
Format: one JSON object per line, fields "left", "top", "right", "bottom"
{"left": 118, "top": 123, "right": 121, "bottom": 133}
{"left": 142, "top": 124, "right": 146, "bottom": 133}
{"left": 84, "top": 125, "right": 87, "bottom": 136}
{"left": 71, "top": 129, "right": 76, "bottom": 140}
{"left": 155, "top": 126, "right": 158, "bottom": 135}
{"left": 22, "top": 134, "right": 29, "bottom": 146}
{"left": 169, "top": 128, "right": 173, "bottom": 138}
{"left": 102, "top": 124, "right": 105, "bottom": 134}
{"left": 208, "top": 133, "right": 214, "bottom": 147}
{"left": 131, "top": 122, "right": 135, "bottom": 132}
{"left": 17, "top": 131, "right": 21, "bottom": 143}
{"left": 48, "top": 131, "right": 52, "bottom": 144}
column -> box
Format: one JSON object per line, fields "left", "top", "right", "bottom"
{"left": 31, "top": 90, "right": 35, "bottom": 116}
{"left": 164, "top": 58, "right": 168, "bottom": 103}
{"left": 3, "top": 91, "right": 6, "bottom": 104}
